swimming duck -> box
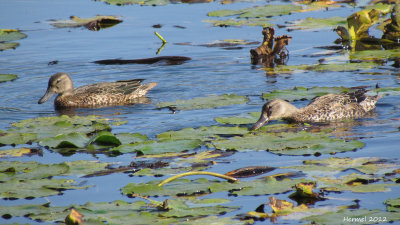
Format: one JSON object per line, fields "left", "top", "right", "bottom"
{"left": 38, "top": 72, "right": 157, "bottom": 108}
{"left": 251, "top": 89, "right": 381, "bottom": 130}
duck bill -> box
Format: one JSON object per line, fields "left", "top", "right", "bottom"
{"left": 251, "top": 114, "right": 269, "bottom": 130}
{"left": 38, "top": 89, "right": 55, "bottom": 104}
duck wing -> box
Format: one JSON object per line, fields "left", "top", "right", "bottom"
{"left": 74, "top": 79, "right": 145, "bottom": 96}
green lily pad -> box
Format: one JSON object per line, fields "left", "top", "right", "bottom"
{"left": 0, "top": 199, "right": 247, "bottom": 225}
{"left": 39, "top": 132, "right": 90, "bottom": 148}
{"left": 50, "top": 15, "right": 122, "bottom": 30}
{"left": 115, "top": 132, "right": 148, "bottom": 144}
{"left": 0, "top": 178, "right": 87, "bottom": 199}
{"left": 215, "top": 112, "right": 260, "bottom": 125}
{"left": 157, "top": 125, "right": 249, "bottom": 141}
{"left": 0, "top": 42, "right": 19, "bottom": 51}
{"left": 89, "top": 131, "right": 121, "bottom": 146}
{"left": 0, "top": 161, "right": 69, "bottom": 182}
{"left": 0, "top": 74, "right": 18, "bottom": 82}
{"left": 63, "top": 160, "right": 109, "bottom": 176}
{"left": 156, "top": 94, "right": 249, "bottom": 110}
{"left": 0, "top": 29, "right": 27, "bottom": 42}
{"left": 207, "top": 4, "right": 303, "bottom": 18}
{"left": 262, "top": 86, "right": 351, "bottom": 101}
{"left": 316, "top": 173, "right": 398, "bottom": 193}
{"left": 122, "top": 177, "right": 310, "bottom": 197}
{"left": 209, "top": 131, "right": 365, "bottom": 156}
{"left": 350, "top": 49, "right": 400, "bottom": 60}
{"left": 0, "top": 115, "right": 111, "bottom": 146}
{"left": 112, "top": 139, "right": 202, "bottom": 155}
{"left": 303, "top": 208, "right": 400, "bottom": 224}
{"left": 286, "top": 17, "right": 346, "bottom": 30}
{"left": 385, "top": 198, "right": 400, "bottom": 208}
{"left": 286, "top": 157, "right": 400, "bottom": 176}
{"left": 204, "top": 18, "right": 274, "bottom": 27}
{"left": 264, "top": 62, "right": 377, "bottom": 74}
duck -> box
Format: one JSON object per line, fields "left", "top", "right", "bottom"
{"left": 38, "top": 72, "right": 157, "bottom": 108}
{"left": 251, "top": 89, "right": 381, "bottom": 130}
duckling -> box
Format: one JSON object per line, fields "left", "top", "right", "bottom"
{"left": 38, "top": 72, "right": 157, "bottom": 108}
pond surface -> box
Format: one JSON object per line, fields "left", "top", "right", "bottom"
{"left": 1, "top": 0, "right": 400, "bottom": 224}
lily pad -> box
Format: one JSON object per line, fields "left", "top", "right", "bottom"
{"left": 209, "top": 131, "right": 365, "bottom": 156}
{"left": 0, "top": 74, "right": 18, "bottom": 83}
{"left": 0, "top": 29, "right": 27, "bottom": 42}
{"left": 303, "top": 208, "right": 400, "bottom": 224}
{"left": 50, "top": 15, "right": 122, "bottom": 30}
{"left": 285, "top": 17, "right": 346, "bottom": 30}
{"left": 0, "top": 42, "right": 19, "bottom": 51}
{"left": 88, "top": 131, "right": 121, "bottom": 146}
{"left": 262, "top": 86, "right": 351, "bottom": 101}
{"left": 156, "top": 94, "right": 249, "bottom": 110}
{"left": 207, "top": 4, "right": 303, "bottom": 18}
{"left": 350, "top": 48, "right": 400, "bottom": 60}
{"left": 0, "top": 115, "right": 111, "bottom": 146}
{"left": 39, "top": 132, "right": 90, "bottom": 148}
{"left": 115, "top": 132, "right": 148, "bottom": 144}
{"left": 204, "top": 18, "right": 274, "bottom": 27}
{"left": 97, "top": 0, "right": 170, "bottom": 6}
{"left": 264, "top": 61, "right": 377, "bottom": 75}
{"left": 215, "top": 112, "right": 260, "bottom": 125}
{"left": 0, "top": 148, "right": 32, "bottom": 158}
{"left": 157, "top": 125, "right": 248, "bottom": 141}
{"left": 112, "top": 139, "right": 202, "bottom": 155}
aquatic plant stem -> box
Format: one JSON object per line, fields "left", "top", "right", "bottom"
{"left": 155, "top": 31, "right": 167, "bottom": 43}
{"left": 158, "top": 171, "right": 239, "bottom": 187}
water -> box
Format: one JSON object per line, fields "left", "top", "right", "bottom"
{"left": 1, "top": 0, "right": 400, "bottom": 224}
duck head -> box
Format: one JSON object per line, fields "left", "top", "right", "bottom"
{"left": 251, "top": 99, "right": 299, "bottom": 130}
{"left": 38, "top": 73, "right": 74, "bottom": 104}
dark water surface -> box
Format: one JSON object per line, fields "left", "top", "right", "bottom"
{"left": 1, "top": 0, "right": 400, "bottom": 224}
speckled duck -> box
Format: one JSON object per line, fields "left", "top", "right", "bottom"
{"left": 252, "top": 89, "right": 381, "bottom": 130}
{"left": 38, "top": 72, "right": 157, "bottom": 108}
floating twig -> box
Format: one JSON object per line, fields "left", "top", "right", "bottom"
{"left": 155, "top": 31, "right": 167, "bottom": 43}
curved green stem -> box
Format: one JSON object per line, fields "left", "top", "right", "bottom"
{"left": 155, "top": 31, "right": 167, "bottom": 43}
{"left": 158, "top": 171, "right": 238, "bottom": 187}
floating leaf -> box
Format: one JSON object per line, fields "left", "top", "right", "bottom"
{"left": 0, "top": 42, "right": 19, "bottom": 51}
{"left": 112, "top": 139, "right": 202, "bottom": 155}
{"left": 0, "top": 178, "right": 87, "bottom": 199}
{"left": 65, "top": 208, "right": 83, "bottom": 225}
{"left": 157, "top": 125, "right": 248, "bottom": 141}
{"left": 0, "top": 29, "right": 27, "bottom": 42}
{"left": 50, "top": 15, "right": 122, "bottom": 30}
{"left": 156, "top": 94, "right": 249, "bottom": 110}
{"left": 204, "top": 18, "right": 274, "bottom": 27}
{"left": 350, "top": 49, "right": 400, "bottom": 60}
{"left": 262, "top": 86, "right": 351, "bottom": 101}
{"left": 0, "top": 74, "right": 18, "bottom": 83}
{"left": 285, "top": 157, "right": 400, "bottom": 176}
{"left": 0, "top": 148, "right": 31, "bottom": 158}
{"left": 63, "top": 160, "right": 109, "bottom": 176}
{"left": 285, "top": 17, "right": 346, "bottom": 30}
{"left": 209, "top": 131, "right": 365, "bottom": 156}
{"left": 269, "top": 197, "right": 308, "bottom": 216}
{"left": 303, "top": 208, "right": 400, "bottom": 224}
{"left": 88, "top": 131, "right": 121, "bottom": 146}
{"left": 264, "top": 62, "right": 377, "bottom": 75}
{"left": 215, "top": 112, "right": 260, "bottom": 125}
{"left": 207, "top": 4, "right": 303, "bottom": 18}
{"left": 115, "top": 132, "right": 148, "bottom": 144}
{"left": 39, "top": 132, "right": 90, "bottom": 148}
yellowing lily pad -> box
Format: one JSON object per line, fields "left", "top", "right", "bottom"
{"left": 0, "top": 74, "right": 18, "bottom": 82}
{"left": 207, "top": 4, "right": 303, "bottom": 18}
{"left": 209, "top": 131, "right": 365, "bottom": 156}
{"left": 0, "top": 29, "right": 26, "bottom": 51}
{"left": 0, "top": 148, "right": 31, "bottom": 158}
{"left": 156, "top": 94, "right": 249, "bottom": 110}
{"left": 262, "top": 86, "right": 351, "bottom": 101}
{"left": 50, "top": 15, "right": 122, "bottom": 30}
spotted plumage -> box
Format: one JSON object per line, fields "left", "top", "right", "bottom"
{"left": 251, "top": 89, "right": 381, "bottom": 130}
{"left": 38, "top": 73, "right": 157, "bottom": 108}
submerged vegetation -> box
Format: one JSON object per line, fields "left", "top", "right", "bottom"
{"left": 1, "top": 0, "right": 400, "bottom": 224}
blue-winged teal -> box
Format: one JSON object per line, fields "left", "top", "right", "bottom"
{"left": 38, "top": 73, "right": 157, "bottom": 108}
{"left": 252, "top": 90, "right": 381, "bottom": 130}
